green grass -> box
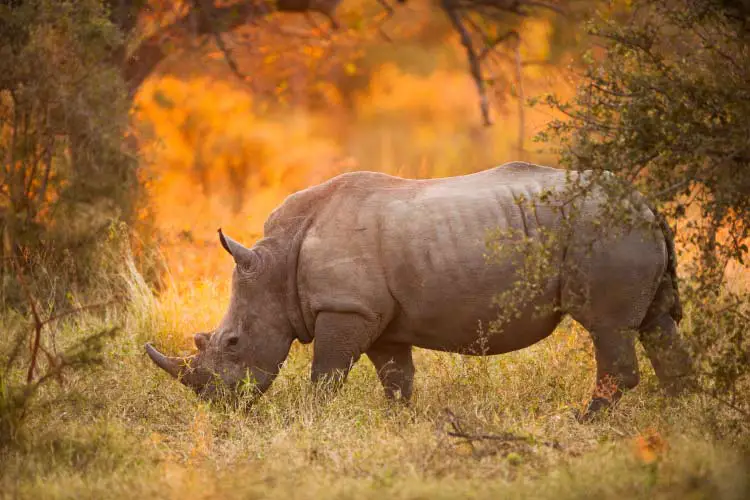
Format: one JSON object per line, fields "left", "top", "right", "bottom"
{"left": 1, "top": 267, "right": 748, "bottom": 500}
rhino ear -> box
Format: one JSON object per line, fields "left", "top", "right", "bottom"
{"left": 194, "top": 332, "right": 211, "bottom": 352}
{"left": 217, "top": 228, "right": 257, "bottom": 269}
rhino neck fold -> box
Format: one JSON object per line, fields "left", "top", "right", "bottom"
{"left": 284, "top": 216, "right": 314, "bottom": 344}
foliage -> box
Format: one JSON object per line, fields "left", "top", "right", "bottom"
{"left": 0, "top": 0, "right": 140, "bottom": 303}
{"left": 484, "top": 219, "right": 561, "bottom": 344}
{"left": 94, "top": 0, "right": 588, "bottom": 127}
{"left": 538, "top": 0, "right": 750, "bottom": 423}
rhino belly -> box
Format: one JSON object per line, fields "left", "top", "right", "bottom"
{"left": 383, "top": 266, "right": 561, "bottom": 355}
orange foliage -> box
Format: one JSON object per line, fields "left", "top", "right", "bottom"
{"left": 135, "top": 77, "right": 344, "bottom": 284}
{"left": 633, "top": 429, "right": 668, "bottom": 465}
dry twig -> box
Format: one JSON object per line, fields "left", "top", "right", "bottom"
{"left": 441, "top": 408, "right": 563, "bottom": 452}
{"left": 13, "top": 265, "right": 121, "bottom": 384}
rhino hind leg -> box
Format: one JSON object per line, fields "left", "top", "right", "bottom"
{"left": 366, "top": 341, "right": 414, "bottom": 401}
{"left": 579, "top": 327, "right": 640, "bottom": 420}
{"left": 638, "top": 313, "right": 694, "bottom": 395}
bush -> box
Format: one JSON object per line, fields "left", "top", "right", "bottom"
{"left": 0, "top": 0, "right": 143, "bottom": 305}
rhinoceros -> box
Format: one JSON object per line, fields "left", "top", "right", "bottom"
{"left": 146, "top": 162, "right": 693, "bottom": 416}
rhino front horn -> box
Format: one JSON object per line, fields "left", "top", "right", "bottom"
{"left": 145, "top": 343, "right": 183, "bottom": 379}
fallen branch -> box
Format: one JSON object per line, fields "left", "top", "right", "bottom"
{"left": 442, "top": 408, "right": 563, "bottom": 450}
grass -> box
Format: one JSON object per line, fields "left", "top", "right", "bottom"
{"left": 1, "top": 256, "right": 748, "bottom": 500}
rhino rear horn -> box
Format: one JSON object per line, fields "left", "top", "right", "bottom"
{"left": 194, "top": 333, "right": 211, "bottom": 351}
{"left": 217, "top": 228, "right": 256, "bottom": 268}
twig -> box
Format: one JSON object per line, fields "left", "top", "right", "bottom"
{"left": 26, "top": 327, "right": 120, "bottom": 394}
{"left": 461, "top": 14, "right": 518, "bottom": 61}
{"left": 213, "top": 33, "right": 246, "bottom": 82}
{"left": 42, "top": 298, "right": 121, "bottom": 326}
{"left": 14, "top": 265, "right": 121, "bottom": 384}
{"left": 15, "top": 266, "right": 44, "bottom": 384}
{"left": 373, "top": 1, "right": 397, "bottom": 42}
{"left": 442, "top": 408, "right": 563, "bottom": 450}
{"left": 480, "top": 30, "right": 519, "bottom": 61}
{"left": 376, "top": 0, "right": 395, "bottom": 18}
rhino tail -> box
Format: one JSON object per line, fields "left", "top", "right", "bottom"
{"left": 657, "top": 214, "right": 683, "bottom": 324}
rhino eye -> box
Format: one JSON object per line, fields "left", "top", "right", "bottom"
{"left": 226, "top": 336, "right": 239, "bottom": 347}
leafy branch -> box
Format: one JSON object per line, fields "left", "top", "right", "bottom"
{"left": 1, "top": 267, "right": 120, "bottom": 446}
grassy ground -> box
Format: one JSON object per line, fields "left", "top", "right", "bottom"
{"left": 1, "top": 259, "right": 748, "bottom": 500}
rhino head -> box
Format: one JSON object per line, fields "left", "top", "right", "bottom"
{"left": 145, "top": 229, "right": 295, "bottom": 399}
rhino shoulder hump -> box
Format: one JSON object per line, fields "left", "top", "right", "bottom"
{"left": 264, "top": 171, "right": 404, "bottom": 234}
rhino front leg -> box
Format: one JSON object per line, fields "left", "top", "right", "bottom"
{"left": 366, "top": 341, "right": 414, "bottom": 401}
{"left": 311, "top": 311, "right": 380, "bottom": 390}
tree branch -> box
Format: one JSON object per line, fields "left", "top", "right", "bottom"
{"left": 123, "top": 1, "right": 262, "bottom": 97}
{"left": 193, "top": 0, "right": 253, "bottom": 85}
{"left": 440, "top": 0, "right": 563, "bottom": 126}
{"left": 480, "top": 29, "right": 519, "bottom": 60}
{"left": 442, "top": 4, "right": 492, "bottom": 126}
{"left": 122, "top": 0, "right": 348, "bottom": 97}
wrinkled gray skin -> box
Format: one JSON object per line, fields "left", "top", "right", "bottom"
{"left": 146, "top": 163, "right": 693, "bottom": 417}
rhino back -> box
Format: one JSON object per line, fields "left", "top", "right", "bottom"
{"left": 379, "top": 163, "right": 569, "bottom": 294}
